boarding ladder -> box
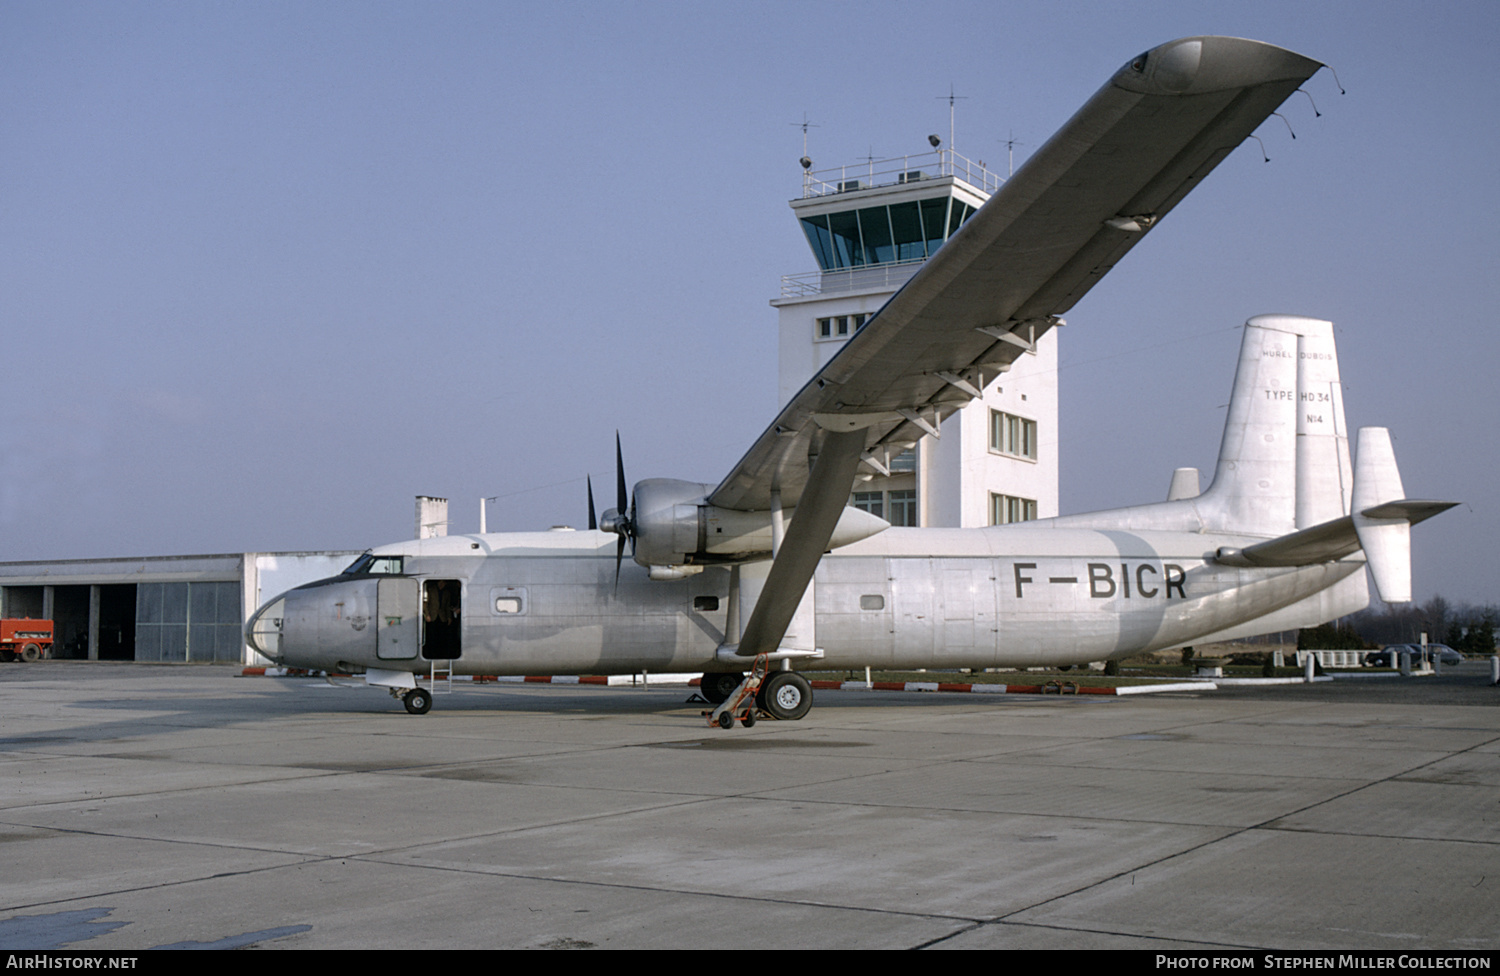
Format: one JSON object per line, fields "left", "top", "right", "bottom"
{"left": 428, "top": 658, "right": 454, "bottom": 696}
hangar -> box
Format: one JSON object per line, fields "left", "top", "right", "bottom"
{"left": 0, "top": 550, "right": 356, "bottom": 663}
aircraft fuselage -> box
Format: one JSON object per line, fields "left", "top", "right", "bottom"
{"left": 253, "top": 525, "right": 1365, "bottom": 676}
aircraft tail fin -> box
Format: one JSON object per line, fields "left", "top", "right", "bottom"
{"left": 1053, "top": 317, "right": 1456, "bottom": 562}
{"left": 1351, "top": 427, "right": 1415, "bottom": 603}
{"left": 1194, "top": 315, "right": 1350, "bottom": 536}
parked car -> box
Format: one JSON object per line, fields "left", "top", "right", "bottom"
{"left": 1364, "top": 644, "right": 1463, "bottom": 667}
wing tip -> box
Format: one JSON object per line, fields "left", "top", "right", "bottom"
{"left": 1115, "top": 36, "right": 1324, "bottom": 96}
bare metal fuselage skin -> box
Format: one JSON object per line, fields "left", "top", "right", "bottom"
{"left": 259, "top": 524, "right": 1365, "bottom": 676}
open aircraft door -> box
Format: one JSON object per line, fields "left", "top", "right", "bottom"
{"left": 377, "top": 577, "right": 420, "bottom": 660}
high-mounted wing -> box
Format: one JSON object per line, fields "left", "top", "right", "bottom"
{"left": 717, "top": 36, "right": 1325, "bottom": 657}
{"left": 710, "top": 36, "right": 1324, "bottom": 514}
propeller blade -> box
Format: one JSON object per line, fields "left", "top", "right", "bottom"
{"left": 615, "top": 432, "right": 628, "bottom": 516}
{"left": 610, "top": 432, "right": 633, "bottom": 592}
{"left": 587, "top": 476, "right": 597, "bottom": 531}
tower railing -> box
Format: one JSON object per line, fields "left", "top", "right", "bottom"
{"left": 779, "top": 259, "right": 925, "bottom": 299}
{"left": 800, "top": 148, "right": 1003, "bottom": 198}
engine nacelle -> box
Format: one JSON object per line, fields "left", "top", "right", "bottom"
{"left": 630, "top": 478, "right": 718, "bottom": 568}
{"left": 625, "top": 477, "right": 889, "bottom": 571}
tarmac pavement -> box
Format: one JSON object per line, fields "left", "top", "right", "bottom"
{"left": 1, "top": 661, "right": 1496, "bottom": 950}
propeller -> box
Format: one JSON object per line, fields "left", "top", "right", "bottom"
{"left": 598, "top": 432, "right": 636, "bottom": 589}
{"left": 586, "top": 476, "right": 597, "bottom": 531}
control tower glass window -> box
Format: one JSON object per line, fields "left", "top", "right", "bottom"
{"left": 920, "top": 197, "right": 950, "bottom": 257}
{"left": 803, "top": 215, "right": 835, "bottom": 268}
{"left": 857, "top": 206, "right": 895, "bottom": 265}
{"left": 890, "top": 202, "right": 924, "bottom": 261}
{"left": 800, "top": 195, "right": 976, "bottom": 271}
{"left": 828, "top": 210, "right": 863, "bottom": 267}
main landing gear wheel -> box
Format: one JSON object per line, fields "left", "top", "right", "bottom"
{"left": 699, "top": 672, "right": 744, "bottom": 705}
{"left": 757, "top": 670, "right": 812, "bottom": 721}
{"left": 402, "top": 687, "right": 432, "bottom": 715}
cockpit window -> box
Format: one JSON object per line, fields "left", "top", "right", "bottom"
{"left": 342, "top": 553, "right": 405, "bottom": 576}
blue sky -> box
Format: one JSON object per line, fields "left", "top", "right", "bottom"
{"left": 3, "top": 1, "right": 1497, "bottom": 606}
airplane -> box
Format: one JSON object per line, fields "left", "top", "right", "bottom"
{"left": 244, "top": 36, "right": 1455, "bottom": 722}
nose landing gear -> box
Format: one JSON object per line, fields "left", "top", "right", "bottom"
{"left": 400, "top": 687, "right": 432, "bottom": 715}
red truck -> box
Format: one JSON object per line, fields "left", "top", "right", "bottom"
{"left": 1, "top": 619, "right": 53, "bottom": 662}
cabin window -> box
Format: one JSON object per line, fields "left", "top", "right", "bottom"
{"left": 491, "top": 587, "right": 526, "bottom": 615}
{"left": 693, "top": 596, "right": 720, "bottom": 612}
{"left": 859, "top": 595, "right": 885, "bottom": 611}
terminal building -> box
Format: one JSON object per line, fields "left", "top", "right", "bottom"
{"left": 773, "top": 144, "right": 1058, "bottom": 528}
{"left": 0, "top": 137, "right": 1063, "bottom": 666}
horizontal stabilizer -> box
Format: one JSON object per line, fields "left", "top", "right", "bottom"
{"left": 1360, "top": 499, "right": 1457, "bottom": 523}
{"left": 1215, "top": 499, "right": 1457, "bottom": 569}
{"left": 1216, "top": 427, "right": 1456, "bottom": 604}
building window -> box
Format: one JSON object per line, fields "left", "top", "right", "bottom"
{"left": 990, "top": 493, "right": 1037, "bottom": 525}
{"left": 888, "top": 490, "right": 918, "bottom": 527}
{"left": 851, "top": 489, "right": 918, "bottom": 526}
{"left": 817, "top": 314, "right": 868, "bottom": 341}
{"left": 990, "top": 410, "right": 1037, "bottom": 460}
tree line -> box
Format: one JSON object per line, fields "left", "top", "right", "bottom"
{"left": 1298, "top": 595, "right": 1497, "bottom": 655}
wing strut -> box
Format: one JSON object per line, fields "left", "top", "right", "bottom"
{"left": 731, "top": 429, "right": 866, "bottom": 659}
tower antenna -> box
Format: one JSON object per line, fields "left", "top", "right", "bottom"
{"left": 1002, "top": 130, "right": 1026, "bottom": 178}
{"left": 791, "top": 113, "right": 820, "bottom": 159}
{"left": 935, "top": 85, "right": 968, "bottom": 156}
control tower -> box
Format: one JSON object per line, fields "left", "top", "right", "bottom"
{"left": 771, "top": 144, "right": 1058, "bottom": 528}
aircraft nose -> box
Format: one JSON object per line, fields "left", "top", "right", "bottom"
{"left": 245, "top": 596, "right": 287, "bottom": 663}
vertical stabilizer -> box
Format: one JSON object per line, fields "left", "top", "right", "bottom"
{"left": 1166, "top": 467, "right": 1201, "bottom": 500}
{"left": 1197, "top": 317, "right": 1301, "bottom": 535}
{"left": 1293, "top": 319, "right": 1353, "bottom": 526}
{"left": 1352, "top": 426, "right": 1412, "bottom": 603}
{"left": 1052, "top": 315, "right": 1386, "bottom": 542}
